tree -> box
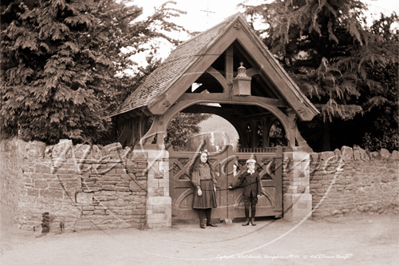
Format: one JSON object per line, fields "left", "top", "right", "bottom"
{"left": 241, "top": 0, "right": 399, "bottom": 151}
{"left": 360, "top": 13, "right": 399, "bottom": 151}
{"left": 166, "top": 113, "right": 211, "bottom": 151}
{"left": 1, "top": 0, "right": 186, "bottom": 145}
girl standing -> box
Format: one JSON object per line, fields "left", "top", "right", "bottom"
{"left": 189, "top": 150, "right": 218, "bottom": 228}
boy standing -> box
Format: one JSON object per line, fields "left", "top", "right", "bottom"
{"left": 228, "top": 155, "right": 261, "bottom": 226}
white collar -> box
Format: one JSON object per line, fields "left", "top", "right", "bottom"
{"left": 247, "top": 170, "right": 255, "bottom": 174}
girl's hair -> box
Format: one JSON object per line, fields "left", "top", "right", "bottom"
{"left": 189, "top": 151, "right": 209, "bottom": 175}
{"left": 186, "top": 139, "right": 208, "bottom": 177}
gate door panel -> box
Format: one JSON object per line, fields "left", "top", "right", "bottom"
{"left": 169, "top": 146, "right": 282, "bottom": 224}
{"left": 227, "top": 147, "right": 283, "bottom": 220}
{"left": 169, "top": 153, "right": 199, "bottom": 224}
{"left": 169, "top": 149, "right": 228, "bottom": 223}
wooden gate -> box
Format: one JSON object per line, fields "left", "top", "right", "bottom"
{"left": 169, "top": 145, "right": 283, "bottom": 224}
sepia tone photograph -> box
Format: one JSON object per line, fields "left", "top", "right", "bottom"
{"left": 1, "top": 0, "right": 398, "bottom": 265}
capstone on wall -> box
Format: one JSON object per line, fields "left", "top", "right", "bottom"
{"left": 0, "top": 138, "right": 148, "bottom": 232}
{"left": 2, "top": 139, "right": 398, "bottom": 232}
{"left": 308, "top": 146, "right": 399, "bottom": 218}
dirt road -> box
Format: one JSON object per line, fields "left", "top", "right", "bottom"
{"left": 1, "top": 205, "right": 398, "bottom": 266}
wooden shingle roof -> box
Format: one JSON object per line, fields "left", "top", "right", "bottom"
{"left": 114, "top": 14, "right": 235, "bottom": 116}
{"left": 113, "top": 13, "right": 319, "bottom": 121}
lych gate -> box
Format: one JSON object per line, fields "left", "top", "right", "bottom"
{"left": 168, "top": 146, "right": 283, "bottom": 223}
{"left": 112, "top": 13, "right": 319, "bottom": 227}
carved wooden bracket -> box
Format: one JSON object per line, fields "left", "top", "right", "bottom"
{"left": 162, "top": 100, "right": 170, "bottom": 108}
{"left": 234, "top": 21, "right": 241, "bottom": 30}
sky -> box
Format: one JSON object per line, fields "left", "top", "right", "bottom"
{"left": 131, "top": 0, "right": 253, "bottom": 33}
{"left": 131, "top": 0, "right": 398, "bottom": 33}
{"left": 126, "top": 0, "right": 398, "bottom": 66}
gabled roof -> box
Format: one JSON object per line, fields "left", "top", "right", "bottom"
{"left": 113, "top": 13, "right": 319, "bottom": 121}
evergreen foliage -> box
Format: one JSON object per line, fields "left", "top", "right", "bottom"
{"left": 1, "top": 0, "right": 186, "bottom": 145}
{"left": 359, "top": 14, "right": 399, "bottom": 151}
{"left": 241, "top": 0, "right": 399, "bottom": 151}
{"left": 166, "top": 113, "right": 211, "bottom": 151}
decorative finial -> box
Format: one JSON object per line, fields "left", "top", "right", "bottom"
{"left": 236, "top": 62, "right": 249, "bottom": 78}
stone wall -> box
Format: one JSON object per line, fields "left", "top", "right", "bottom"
{"left": 0, "top": 138, "right": 148, "bottom": 232}
{"left": 2, "top": 138, "right": 398, "bottom": 231}
{"left": 0, "top": 139, "right": 24, "bottom": 215}
{"left": 309, "top": 146, "right": 399, "bottom": 219}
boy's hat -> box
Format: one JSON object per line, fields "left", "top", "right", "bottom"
{"left": 246, "top": 153, "right": 256, "bottom": 164}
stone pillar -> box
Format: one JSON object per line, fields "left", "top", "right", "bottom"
{"left": 283, "top": 151, "right": 312, "bottom": 221}
{"left": 145, "top": 146, "right": 171, "bottom": 228}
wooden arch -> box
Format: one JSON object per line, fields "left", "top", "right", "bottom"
{"left": 115, "top": 14, "right": 318, "bottom": 152}
{"left": 140, "top": 97, "right": 297, "bottom": 150}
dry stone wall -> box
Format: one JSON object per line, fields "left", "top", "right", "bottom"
{"left": 308, "top": 146, "right": 399, "bottom": 218}
{"left": 0, "top": 138, "right": 148, "bottom": 232}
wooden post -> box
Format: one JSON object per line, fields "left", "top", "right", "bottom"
{"left": 285, "top": 108, "right": 297, "bottom": 149}
{"left": 225, "top": 45, "right": 234, "bottom": 96}
{"left": 251, "top": 119, "right": 257, "bottom": 150}
{"left": 131, "top": 117, "right": 140, "bottom": 147}
{"left": 138, "top": 115, "right": 167, "bottom": 148}
{"left": 262, "top": 118, "right": 268, "bottom": 148}
{"left": 263, "top": 117, "right": 276, "bottom": 148}
{"left": 274, "top": 146, "right": 283, "bottom": 218}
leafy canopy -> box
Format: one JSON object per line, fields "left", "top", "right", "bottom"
{"left": 241, "top": 0, "right": 398, "bottom": 151}
{"left": 243, "top": 0, "right": 398, "bottom": 120}
{"left": 1, "top": 0, "right": 186, "bottom": 144}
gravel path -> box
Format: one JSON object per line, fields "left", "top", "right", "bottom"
{"left": 1, "top": 205, "right": 398, "bottom": 266}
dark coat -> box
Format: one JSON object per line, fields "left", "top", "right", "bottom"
{"left": 231, "top": 171, "right": 262, "bottom": 197}
{"left": 191, "top": 162, "right": 217, "bottom": 209}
